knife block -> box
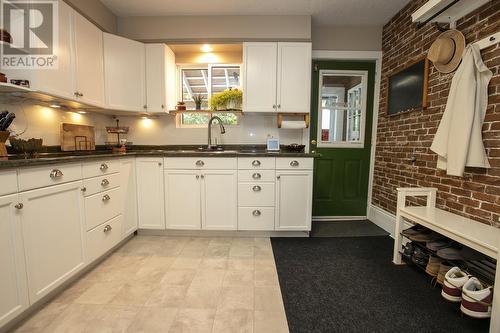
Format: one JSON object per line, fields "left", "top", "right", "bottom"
{"left": 0, "top": 131, "right": 9, "bottom": 157}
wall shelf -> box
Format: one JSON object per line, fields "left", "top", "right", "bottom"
{"left": 412, "top": 0, "right": 490, "bottom": 27}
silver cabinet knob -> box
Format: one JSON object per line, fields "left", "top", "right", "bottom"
{"left": 196, "top": 160, "right": 205, "bottom": 167}
{"left": 196, "top": 175, "right": 200, "bottom": 179}
{"left": 100, "top": 163, "right": 109, "bottom": 171}
{"left": 14, "top": 203, "right": 23, "bottom": 210}
{"left": 252, "top": 185, "right": 262, "bottom": 192}
{"left": 273, "top": 104, "right": 276, "bottom": 109}
{"left": 252, "top": 160, "right": 261, "bottom": 167}
{"left": 143, "top": 105, "right": 147, "bottom": 109}
{"left": 103, "top": 224, "right": 112, "bottom": 233}
{"left": 277, "top": 104, "right": 281, "bottom": 108}
{"left": 161, "top": 104, "right": 165, "bottom": 109}
{"left": 158, "top": 162, "right": 162, "bottom": 166}
{"left": 201, "top": 174, "right": 205, "bottom": 179}
{"left": 290, "top": 160, "right": 299, "bottom": 167}
{"left": 277, "top": 175, "right": 281, "bottom": 180}
{"left": 74, "top": 91, "right": 79, "bottom": 97}
{"left": 252, "top": 173, "right": 261, "bottom": 180}
{"left": 79, "top": 92, "right": 83, "bottom": 97}
{"left": 81, "top": 187, "right": 87, "bottom": 192}
{"left": 101, "top": 179, "right": 109, "bottom": 186}
{"left": 50, "top": 169, "right": 63, "bottom": 179}
{"left": 102, "top": 194, "right": 111, "bottom": 202}
{"left": 252, "top": 210, "right": 261, "bottom": 217}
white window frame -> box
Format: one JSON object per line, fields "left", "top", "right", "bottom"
{"left": 317, "top": 69, "right": 368, "bottom": 148}
{"left": 177, "top": 63, "right": 242, "bottom": 129}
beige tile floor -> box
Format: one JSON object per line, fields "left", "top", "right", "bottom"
{"left": 12, "top": 236, "right": 289, "bottom": 333}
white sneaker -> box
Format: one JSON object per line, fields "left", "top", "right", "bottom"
{"left": 441, "top": 267, "right": 469, "bottom": 302}
{"left": 460, "top": 277, "right": 493, "bottom": 319}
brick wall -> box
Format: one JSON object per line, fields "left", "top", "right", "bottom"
{"left": 372, "top": 0, "right": 500, "bottom": 225}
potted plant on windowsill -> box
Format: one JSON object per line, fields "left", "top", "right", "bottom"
{"left": 193, "top": 94, "right": 204, "bottom": 110}
{"left": 209, "top": 88, "right": 242, "bottom": 111}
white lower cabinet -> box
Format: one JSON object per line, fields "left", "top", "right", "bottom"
{"left": 164, "top": 170, "right": 201, "bottom": 230}
{"left": 86, "top": 215, "right": 123, "bottom": 263}
{"left": 136, "top": 158, "right": 165, "bottom": 229}
{"left": 202, "top": 170, "right": 238, "bottom": 230}
{"left": 19, "top": 181, "right": 86, "bottom": 303}
{"left": 275, "top": 170, "right": 313, "bottom": 231}
{"left": 0, "top": 194, "right": 29, "bottom": 328}
{"left": 120, "top": 159, "right": 138, "bottom": 236}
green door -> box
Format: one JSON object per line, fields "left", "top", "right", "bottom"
{"left": 310, "top": 60, "right": 376, "bottom": 217}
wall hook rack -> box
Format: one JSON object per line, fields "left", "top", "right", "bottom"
{"left": 474, "top": 31, "right": 500, "bottom": 51}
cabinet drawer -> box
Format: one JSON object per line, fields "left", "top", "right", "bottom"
{"left": 238, "top": 207, "right": 274, "bottom": 231}
{"left": 82, "top": 160, "right": 120, "bottom": 178}
{"left": 83, "top": 173, "right": 120, "bottom": 196}
{"left": 238, "top": 170, "right": 275, "bottom": 182}
{"left": 164, "top": 157, "right": 236, "bottom": 170}
{"left": 237, "top": 157, "right": 275, "bottom": 170}
{"left": 86, "top": 215, "right": 123, "bottom": 263}
{"left": 276, "top": 157, "right": 313, "bottom": 170}
{"left": 85, "top": 187, "right": 122, "bottom": 231}
{"left": 238, "top": 183, "right": 275, "bottom": 206}
{"left": 0, "top": 170, "right": 18, "bottom": 195}
{"left": 18, "top": 164, "right": 82, "bottom": 191}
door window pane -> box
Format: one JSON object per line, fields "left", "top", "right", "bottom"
{"left": 317, "top": 71, "right": 366, "bottom": 147}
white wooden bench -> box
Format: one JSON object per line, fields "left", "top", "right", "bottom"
{"left": 393, "top": 187, "right": 500, "bottom": 333}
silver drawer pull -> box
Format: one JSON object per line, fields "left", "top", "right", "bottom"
{"left": 252, "top": 173, "right": 261, "bottom": 180}
{"left": 103, "top": 224, "right": 112, "bottom": 233}
{"left": 252, "top": 160, "right": 261, "bottom": 167}
{"left": 100, "top": 163, "right": 109, "bottom": 171}
{"left": 15, "top": 203, "right": 23, "bottom": 210}
{"left": 50, "top": 169, "right": 63, "bottom": 179}
{"left": 252, "top": 185, "right": 262, "bottom": 192}
{"left": 196, "top": 160, "right": 205, "bottom": 167}
{"left": 290, "top": 160, "right": 299, "bottom": 167}
{"left": 101, "top": 179, "right": 110, "bottom": 186}
{"left": 102, "top": 194, "right": 111, "bottom": 202}
{"left": 252, "top": 210, "right": 261, "bottom": 217}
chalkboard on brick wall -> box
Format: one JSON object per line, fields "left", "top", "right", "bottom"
{"left": 387, "top": 57, "right": 429, "bottom": 116}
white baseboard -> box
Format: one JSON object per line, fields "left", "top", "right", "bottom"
{"left": 367, "top": 204, "right": 412, "bottom": 239}
{"left": 312, "top": 216, "right": 367, "bottom": 222}
{"left": 138, "top": 229, "right": 310, "bottom": 238}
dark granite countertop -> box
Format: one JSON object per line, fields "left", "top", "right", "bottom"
{"left": 0, "top": 145, "right": 319, "bottom": 169}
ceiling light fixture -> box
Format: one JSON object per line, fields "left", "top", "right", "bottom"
{"left": 201, "top": 44, "right": 213, "bottom": 53}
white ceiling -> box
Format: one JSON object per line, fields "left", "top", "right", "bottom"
{"left": 100, "top": 0, "right": 409, "bottom": 26}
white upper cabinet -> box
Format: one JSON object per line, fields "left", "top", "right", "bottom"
{"left": 145, "top": 44, "right": 176, "bottom": 113}
{"left": 0, "top": 194, "right": 28, "bottom": 328}
{"left": 103, "top": 33, "right": 146, "bottom": 112}
{"left": 73, "top": 10, "right": 104, "bottom": 107}
{"left": 243, "top": 42, "right": 278, "bottom": 112}
{"left": 243, "top": 42, "right": 311, "bottom": 113}
{"left": 277, "top": 42, "right": 312, "bottom": 113}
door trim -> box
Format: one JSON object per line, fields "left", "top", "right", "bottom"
{"left": 312, "top": 50, "right": 382, "bottom": 219}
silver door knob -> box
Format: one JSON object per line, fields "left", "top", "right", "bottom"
{"left": 290, "top": 160, "right": 299, "bottom": 167}
{"left": 14, "top": 203, "right": 23, "bottom": 210}
{"left": 252, "top": 160, "right": 261, "bottom": 167}
{"left": 252, "top": 185, "right": 262, "bottom": 192}
{"left": 101, "top": 179, "right": 109, "bottom": 186}
{"left": 103, "top": 224, "right": 112, "bottom": 233}
{"left": 196, "top": 160, "right": 204, "bottom": 166}
{"left": 252, "top": 210, "right": 261, "bottom": 217}
{"left": 50, "top": 169, "right": 63, "bottom": 178}
{"left": 311, "top": 139, "right": 317, "bottom": 145}
{"left": 102, "top": 194, "right": 111, "bottom": 202}
{"left": 252, "top": 173, "right": 261, "bottom": 180}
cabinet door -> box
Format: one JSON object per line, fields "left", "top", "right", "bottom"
{"left": 243, "top": 42, "right": 277, "bottom": 112}
{"left": 277, "top": 42, "right": 312, "bottom": 113}
{"left": 145, "top": 44, "right": 176, "bottom": 113}
{"left": 165, "top": 170, "right": 201, "bottom": 230}
{"left": 202, "top": 170, "right": 237, "bottom": 230}
{"left": 73, "top": 10, "right": 104, "bottom": 107}
{"left": 275, "top": 171, "right": 313, "bottom": 231}
{"left": 121, "top": 159, "right": 138, "bottom": 237}
{"left": 0, "top": 195, "right": 29, "bottom": 327}
{"left": 19, "top": 181, "right": 85, "bottom": 303}
{"left": 103, "top": 33, "right": 146, "bottom": 111}
{"left": 136, "top": 158, "right": 165, "bottom": 229}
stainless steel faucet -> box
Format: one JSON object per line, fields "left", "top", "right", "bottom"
{"left": 207, "top": 116, "right": 226, "bottom": 149}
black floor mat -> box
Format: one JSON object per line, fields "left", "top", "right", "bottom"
{"left": 311, "top": 220, "right": 389, "bottom": 237}
{"left": 271, "top": 236, "right": 490, "bottom": 333}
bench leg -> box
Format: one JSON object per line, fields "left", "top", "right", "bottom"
{"left": 393, "top": 212, "right": 404, "bottom": 265}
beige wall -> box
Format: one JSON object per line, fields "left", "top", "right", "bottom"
{"left": 117, "top": 15, "right": 311, "bottom": 42}
{"left": 312, "top": 26, "right": 382, "bottom": 51}
{"left": 63, "top": 0, "right": 117, "bottom": 33}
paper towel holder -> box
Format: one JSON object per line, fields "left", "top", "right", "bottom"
{"left": 277, "top": 113, "right": 310, "bottom": 128}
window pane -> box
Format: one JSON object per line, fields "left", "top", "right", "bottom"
{"left": 211, "top": 66, "right": 240, "bottom": 95}
{"left": 182, "top": 68, "right": 209, "bottom": 109}
{"left": 181, "top": 112, "right": 238, "bottom": 126}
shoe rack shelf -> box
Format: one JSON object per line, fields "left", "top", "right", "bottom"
{"left": 393, "top": 187, "right": 500, "bottom": 333}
